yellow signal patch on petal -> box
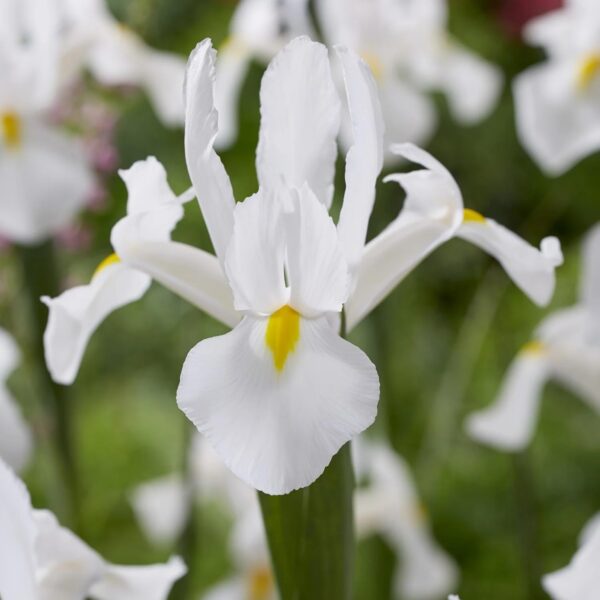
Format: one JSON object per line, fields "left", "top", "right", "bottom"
{"left": 265, "top": 305, "right": 300, "bottom": 372}
{"left": 577, "top": 53, "right": 600, "bottom": 91}
{"left": 93, "top": 253, "right": 121, "bottom": 279}
{"left": 463, "top": 208, "right": 486, "bottom": 224}
{"left": 247, "top": 565, "right": 273, "bottom": 600}
{"left": 521, "top": 340, "right": 546, "bottom": 355}
{"left": 1, "top": 112, "right": 21, "bottom": 149}
{"left": 361, "top": 51, "right": 383, "bottom": 81}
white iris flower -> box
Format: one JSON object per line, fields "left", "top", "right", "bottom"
{"left": 0, "top": 329, "right": 32, "bottom": 473}
{"left": 542, "top": 510, "right": 600, "bottom": 600}
{"left": 514, "top": 0, "right": 600, "bottom": 174}
{"left": 316, "top": 0, "right": 503, "bottom": 160}
{"left": 466, "top": 224, "right": 600, "bottom": 451}
{"left": 0, "top": 457, "right": 185, "bottom": 600}
{"left": 45, "top": 36, "right": 561, "bottom": 494}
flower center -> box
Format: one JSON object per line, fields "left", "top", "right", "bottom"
{"left": 577, "top": 53, "right": 600, "bottom": 91}
{"left": 93, "top": 253, "right": 121, "bottom": 279}
{"left": 265, "top": 305, "right": 300, "bottom": 372}
{"left": 247, "top": 565, "right": 273, "bottom": 600}
{"left": 1, "top": 111, "right": 21, "bottom": 149}
{"left": 463, "top": 208, "right": 486, "bottom": 224}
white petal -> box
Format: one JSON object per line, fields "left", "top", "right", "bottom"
{"left": 214, "top": 39, "right": 252, "bottom": 150}
{"left": 335, "top": 46, "right": 384, "bottom": 272}
{"left": 378, "top": 76, "right": 437, "bottom": 161}
{"left": 466, "top": 346, "right": 551, "bottom": 451}
{"left": 43, "top": 263, "right": 151, "bottom": 385}
{"left": 0, "top": 120, "right": 94, "bottom": 244}
{"left": 89, "top": 556, "right": 186, "bottom": 600}
{"left": 0, "top": 387, "right": 33, "bottom": 473}
{"left": 0, "top": 458, "right": 38, "bottom": 600}
{"left": 139, "top": 50, "right": 186, "bottom": 127}
{"left": 457, "top": 218, "right": 563, "bottom": 306}
{"left": 286, "top": 185, "right": 350, "bottom": 316}
{"left": 184, "top": 39, "right": 236, "bottom": 263}
{"left": 202, "top": 577, "right": 247, "bottom": 600}
{"left": 439, "top": 43, "right": 503, "bottom": 125}
{"left": 513, "top": 60, "right": 600, "bottom": 176}
{"left": 542, "top": 524, "right": 600, "bottom": 600}
{"left": 581, "top": 224, "right": 600, "bottom": 331}
{"left": 130, "top": 475, "right": 188, "bottom": 547}
{"left": 177, "top": 316, "right": 379, "bottom": 494}
{"left": 345, "top": 143, "right": 463, "bottom": 330}
{"left": 256, "top": 36, "right": 341, "bottom": 206}
{"left": 225, "top": 192, "right": 288, "bottom": 315}
{"left": 0, "top": 328, "right": 19, "bottom": 382}
{"left": 114, "top": 239, "right": 239, "bottom": 328}
{"left": 33, "top": 509, "right": 105, "bottom": 600}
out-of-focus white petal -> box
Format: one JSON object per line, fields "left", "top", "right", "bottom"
{"left": 0, "top": 387, "right": 33, "bottom": 473}
{"left": 581, "top": 224, "right": 600, "bottom": 331}
{"left": 256, "top": 36, "right": 341, "bottom": 207}
{"left": 42, "top": 263, "right": 151, "bottom": 385}
{"left": 439, "top": 43, "right": 503, "bottom": 124}
{"left": 0, "top": 328, "right": 19, "bottom": 380}
{"left": 177, "top": 315, "right": 378, "bottom": 494}
{"left": 345, "top": 143, "right": 462, "bottom": 330}
{"left": 89, "top": 556, "right": 186, "bottom": 600}
{"left": 378, "top": 75, "right": 437, "bottom": 160}
{"left": 202, "top": 577, "right": 247, "bottom": 600}
{"left": 140, "top": 50, "right": 186, "bottom": 127}
{"left": 225, "top": 192, "right": 287, "bottom": 315}
{"left": 286, "top": 185, "right": 349, "bottom": 317}
{"left": 33, "top": 509, "right": 105, "bottom": 600}
{"left": 513, "top": 60, "right": 600, "bottom": 176}
{"left": 214, "top": 39, "right": 252, "bottom": 150}
{"left": 0, "top": 458, "right": 37, "bottom": 600}
{"left": 466, "top": 345, "right": 551, "bottom": 451}
{"left": 579, "top": 512, "right": 600, "bottom": 546}
{"left": 457, "top": 218, "right": 563, "bottom": 306}
{"left": 542, "top": 523, "right": 600, "bottom": 600}
{"left": 335, "top": 46, "right": 384, "bottom": 272}
{"left": 0, "top": 120, "right": 94, "bottom": 244}
{"left": 184, "top": 39, "right": 236, "bottom": 263}
{"left": 130, "top": 475, "right": 188, "bottom": 547}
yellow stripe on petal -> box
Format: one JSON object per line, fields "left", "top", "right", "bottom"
{"left": 1, "top": 112, "right": 21, "bottom": 149}
{"left": 577, "top": 53, "right": 600, "bottom": 91}
{"left": 220, "top": 35, "right": 247, "bottom": 57}
{"left": 247, "top": 566, "right": 273, "bottom": 600}
{"left": 521, "top": 340, "right": 546, "bottom": 356}
{"left": 361, "top": 51, "right": 384, "bottom": 81}
{"left": 92, "top": 253, "right": 121, "bottom": 279}
{"left": 463, "top": 208, "right": 486, "bottom": 224}
{"left": 265, "top": 305, "right": 300, "bottom": 372}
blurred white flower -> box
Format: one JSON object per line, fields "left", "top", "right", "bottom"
{"left": 0, "top": 25, "right": 94, "bottom": 244}
{"left": 0, "top": 329, "right": 32, "bottom": 472}
{"left": 0, "top": 457, "right": 186, "bottom": 600}
{"left": 514, "top": 0, "right": 600, "bottom": 174}
{"left": 466, "top": 224, "right": 599, "bottom": 451}
{"left": 542, "top": 511, "right": 600, "bottom": 600}
{"left": 132, "top": 436, "right": 456, "bottom": 600}
{"left": 316, "top": 0, "right": 503, "bottom": 161}
{"left": 354, "top": 440, "right": 458, "bottom": 600}
{"left": 42, "top": 157, "right": 196, "bottom": 385}
{"left": 46, "top": 36, "right": 561, "bottom": 494}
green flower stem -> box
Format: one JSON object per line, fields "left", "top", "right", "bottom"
{"left": 17, "top": 240, "right": 80, "bottom": 528}
{"left": 259, "top": 442, "right": 355, "bottom": 600}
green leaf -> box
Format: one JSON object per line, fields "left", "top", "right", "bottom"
{"left": 258, "top": 443, "right": 355, "bottom": 600}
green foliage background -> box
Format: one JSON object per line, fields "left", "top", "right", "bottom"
{"left": 1, "top": 0, "right": 599, "bottom": 598}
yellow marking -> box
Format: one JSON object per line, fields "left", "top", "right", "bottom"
{"left": 265, "top": 305, "right": 300, "bottom": 372}
{"left": 521, "top": 340, "right": 546, "bottom": 356}
{"left": 247, "top": 565, "right": 273, "bottom": 600}
{"left": 577, "top": 53, "right": 600, "bottom": 91}
{"left": 1, "top": 112, "right": 21, "bottom": 149}
{"left": 221, "top": 35, "right": 247, "bottom": 57}
{"left": 361, "top": 51, "right": 384, "bottom": 81}
{"left": 92, "top": 253, "right": 120, "bottom": 279}
{"left": 463, "top": 208, "right": 486, "bottom": 224}
{"left": 412, "top": 502, "right": 428, "bottom": 524}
